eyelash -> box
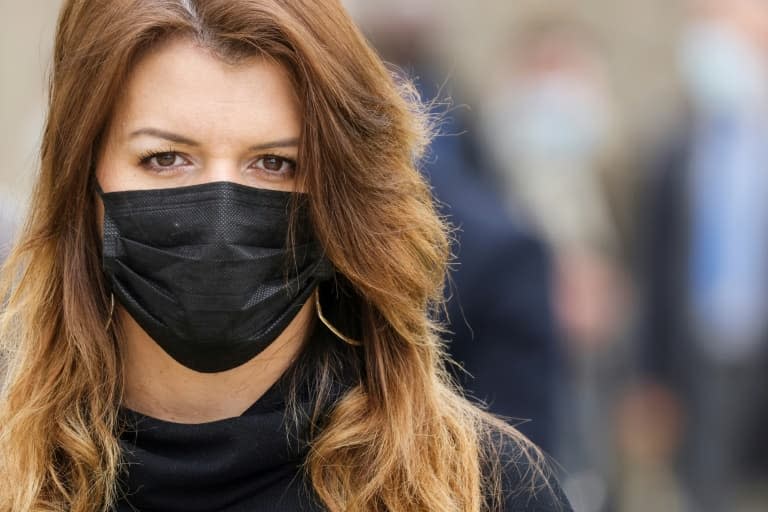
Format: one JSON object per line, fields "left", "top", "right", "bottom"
{"left": 137, "top": 149, "right": 297, "bottom": 178}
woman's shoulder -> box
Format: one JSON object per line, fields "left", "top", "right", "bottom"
{"left": 485, "top": 429, "right": 573, "bottom": 512}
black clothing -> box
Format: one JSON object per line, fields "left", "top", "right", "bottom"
{"left": 113, "top": 333, "right": 571, "bottom": 511}
{"left": 114, "top": 375, "right": 322, "bottom": 512}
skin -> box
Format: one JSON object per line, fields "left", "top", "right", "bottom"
{"left": 692, "top": 0, "right": 768, "bottom": 51}
{"left": 96, "top": 37, "right": 313, "bottom": 424}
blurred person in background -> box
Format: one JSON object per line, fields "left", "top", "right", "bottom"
{"left": 0, "top": 189, "right": 21, "bottom": 263}
{"left": 344, "top": 0, "right": 564, "bottom": 453}
{"left": 480, "top": 19, "right": 633, "bottom": 512}
{"left": 482, "top": 18, "right": 629, "bottom": 360}
{"left": 642, "top": 0, "right": 768, "bottom": 509}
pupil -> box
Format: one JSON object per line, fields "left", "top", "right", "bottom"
{"left": 156, "top": 153, "right": 175, "bottom": 166}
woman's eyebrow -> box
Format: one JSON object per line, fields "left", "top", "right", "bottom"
{"left": 128, "top": 128, "right": 299, "bottom": 151}
{"left": 129, "top": 128, "right": 200, "bottom": 146}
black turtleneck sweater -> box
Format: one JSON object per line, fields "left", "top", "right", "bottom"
{"left": 113, "top": 363, "right": 571, "bottom": 511}
{"left": 113, "top": 374, "right": 322, "bottom": 512}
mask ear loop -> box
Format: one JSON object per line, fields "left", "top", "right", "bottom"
{"left": 105, "top": 293, "right": 115, "bottom": 332}
{"left": 314, "top": 287, "right": 361, "bottom": 346}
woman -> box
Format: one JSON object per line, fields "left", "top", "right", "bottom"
{"left": 0, "top": 1, "right": 571, "bottom": 511}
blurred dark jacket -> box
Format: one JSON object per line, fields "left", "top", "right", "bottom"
{"left": 422, "top": 111, "right": 561, "bottom": 452}
{"left": 640, "top": 128, "right": 694, "bottom": 388}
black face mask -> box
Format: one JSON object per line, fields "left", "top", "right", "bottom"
{"left": 98, "top": 181, "right": 333, "bottom": 373}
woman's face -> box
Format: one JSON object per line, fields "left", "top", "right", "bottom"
{"left": 97, "top": 37, "right": 301, "bottom": 193}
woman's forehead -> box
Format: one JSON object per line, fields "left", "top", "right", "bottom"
{"left": 109, "top": 37, "right": 301, "bottom": 148}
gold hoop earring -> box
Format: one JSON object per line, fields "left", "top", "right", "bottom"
{"left": 314, "top": 288, "right": 361, "bottom": 346}
{"left": 105, "top": 293, "right": 115, "bottom": 331}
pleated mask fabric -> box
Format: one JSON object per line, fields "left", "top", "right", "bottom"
{"left": 98, "top": 181, "right": 333, "bottom": 373}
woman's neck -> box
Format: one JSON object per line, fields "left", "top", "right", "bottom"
{"left": 119, "top": 301, "right": 313, "bottom": 424}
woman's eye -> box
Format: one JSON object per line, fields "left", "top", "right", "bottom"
{"left": 148, "top": 152, "right": 186, "bottom": 167}
{"left": 154, "top": 153, "right": 178, "bottom": 166}
{"left": 254, "top": 155, "right": 296, "bottom": 175}
{"left": 138, "top": 151, "right": 192, "bottom": 173}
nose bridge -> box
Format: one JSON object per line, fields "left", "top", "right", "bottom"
{"left": 203, "top": 155, "right": 247, "bottom": 186}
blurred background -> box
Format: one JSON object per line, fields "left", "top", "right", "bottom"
{"left": 2, "top": 0, "right": 768, "bottom": 510}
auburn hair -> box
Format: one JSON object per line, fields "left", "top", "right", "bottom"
{"left": 0, "top": 0, "right": 550, "bottom": 510}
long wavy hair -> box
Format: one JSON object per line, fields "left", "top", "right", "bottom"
{"left": 0, "top": 1, "right": 550, "bottom": 510}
